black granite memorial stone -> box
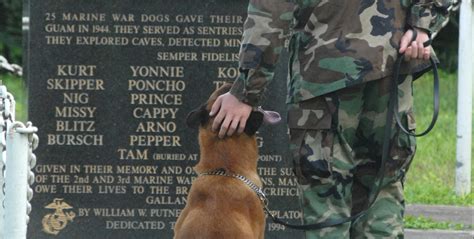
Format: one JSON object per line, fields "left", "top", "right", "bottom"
{"left": 26, "top": 0, "right": 304, "bottom": 238}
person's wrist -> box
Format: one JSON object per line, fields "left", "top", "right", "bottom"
{"left": 412, "top": 26, "right": 432, "bottom": 38}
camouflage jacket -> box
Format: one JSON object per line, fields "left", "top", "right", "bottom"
{"left": 230, "top": 0, "right": 455, "bottom": 106}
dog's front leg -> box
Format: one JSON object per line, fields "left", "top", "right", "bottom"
{"left": 173, "top": 207, "right": 191, "bottom": 239}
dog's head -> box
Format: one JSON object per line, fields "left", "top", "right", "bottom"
{"left": 186, "top": 83, "right": 279, "bottom": 136}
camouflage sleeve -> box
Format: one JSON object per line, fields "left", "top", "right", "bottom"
{"left": 229, "top": 0, "right": 294, "bottom": 107}
{"left": 408, "top": 0, "right": 456, "bottom": 35}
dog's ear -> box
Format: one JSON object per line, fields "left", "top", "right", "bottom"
{"left": 244, "top": 111, "right": 264, "bottom": 136}
{"left": 186, "top": 104, "right": 209, "bottom": 128}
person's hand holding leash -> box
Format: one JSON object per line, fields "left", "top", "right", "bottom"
{"left": 210, "top": 92, "right": 252, "bottom": 138}
{"left": 399, "top": 28, "right": 431, "bottom": 61}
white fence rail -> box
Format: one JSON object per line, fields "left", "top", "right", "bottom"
{"left": 0, "top": 56, "right": 38, "bottom": 239}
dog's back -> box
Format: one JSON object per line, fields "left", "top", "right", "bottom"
{"left": 174, "top": 84, "right": 266, "bottom": 239}
{"left": 174, "top": 174, "right": 264, "bottom": 239}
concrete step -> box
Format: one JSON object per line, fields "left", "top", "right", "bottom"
{"left": 406, "top": 229, "right": 474, "bottom": 239}
{"left": 406, "top": 204, "right": 473, "bottom": 225}
{"left": 405, "top": 204, "right": 473, "bottom": 239}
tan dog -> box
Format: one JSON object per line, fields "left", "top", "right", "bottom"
{"left": 174, "top": 83, "right": 280, "bottom": 239}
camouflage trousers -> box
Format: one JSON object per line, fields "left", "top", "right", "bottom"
{"left": 287, "top": 76, "right": 416, "bottom": 239}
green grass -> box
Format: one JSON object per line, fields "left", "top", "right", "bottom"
{"left": 405, "top": 70, "right": 474, "bottom": 206}
{"left": 404, "top": 215, "right": 471, "bottom": 230}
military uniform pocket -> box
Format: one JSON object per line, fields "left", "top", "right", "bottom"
{"left": 394, "top": 111, "right": 416, "bottom": 151}
{"left": 287, "top": 99, "right": 334, "bottom": 184}
{"left": 287, "top": 108, "right": 332, "bottom": 130}
{"left": 389, "top": 110, "right": 417, "bottom": 176}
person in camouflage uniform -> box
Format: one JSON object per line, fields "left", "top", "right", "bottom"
{"left": 210, "top": 0, "right": 455, "bottom": 238}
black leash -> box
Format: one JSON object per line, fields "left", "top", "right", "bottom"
{"left": 267, "top": 28, "right": 440, "bottom": 230}
{"left": 393, "top": 42, "right": 440, "bottom": 137}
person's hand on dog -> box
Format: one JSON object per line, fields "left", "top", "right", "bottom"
{"left": 210, "top": 92, "right": 252, "bottom": 138}
{"left": 399, "top": 28, "right": 430, "bottom": 61}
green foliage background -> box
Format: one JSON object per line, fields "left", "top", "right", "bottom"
{"left": 0, "top": 0, "right": 23, "bottom": 63}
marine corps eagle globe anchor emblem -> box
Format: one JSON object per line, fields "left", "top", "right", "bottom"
{"left": 42, "top": 198, "right": 76, "bottom": 235}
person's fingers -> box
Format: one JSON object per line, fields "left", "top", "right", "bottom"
{"left": 404, "top": 46, "right": 412, "bottom": 61}
{"left": 399, "top": 30, "right": 412, "bottom": 53}
{"left": 212, "top": 109, "right": 226, "bottom": 132}
{"left": 417, "top": 41, "right": 424, "bottom": 59}
{"left": 410, "top": 41, "right": 418, "bottom": 59}
{"left": 227, "top": 117, "right": 240, "bottom": 136}
{"left": 209, "top": 96, "right": 222, "bottom": 116}
{"left": 401, "top": 28, "right": 431, "bottom": 61}
{"left": 423, "top": 47, "right": 430, "bottom": 60}
{"left": 219, "top": 117, "right": 233, "bottom": 138}
{"left": 237, "top": 115, "right": 248, "bottom": 134}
